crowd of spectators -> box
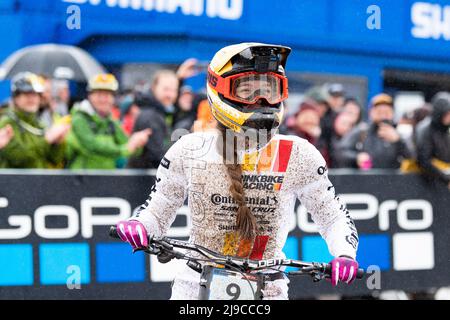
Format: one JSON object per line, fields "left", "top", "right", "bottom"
{"left": 0, "top": 61, "right": 448, "bottom": 189}
{"left": 280, "top": 83, "right": 449, "bottom": 189}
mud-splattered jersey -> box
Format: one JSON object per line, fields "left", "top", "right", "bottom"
{"left": 133, "top": 130, "right": 359, "bottom": 261}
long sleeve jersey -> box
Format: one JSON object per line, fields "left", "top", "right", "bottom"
{"left": 132, "top": 130, "right": 359, "bottom": 261}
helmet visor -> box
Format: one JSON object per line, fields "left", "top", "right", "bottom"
{"left": 229, "top": 72, "right": 287, "bottom": 105}
{"left": 208, "top": 68, "right": 288, "bottom": 106}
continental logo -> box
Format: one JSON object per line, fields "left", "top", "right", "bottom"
{"left": 211, "top": 194, "right": 278, "bottom": 206}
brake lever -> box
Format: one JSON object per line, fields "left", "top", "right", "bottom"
{"left": 132, "top": 245, "right": 159, "bottom": 255}
{"left": 287, "top": 266, "right": 328, "bottom": 282}
{"left": 311, "top": 271, "right": 326, "bottom": 282}
{"left": 157, "top": 251, "right": 176, "bottom": 263}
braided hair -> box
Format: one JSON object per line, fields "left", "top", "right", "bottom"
{"left": 218, "top": 125, "right": 257, "bottom": 240}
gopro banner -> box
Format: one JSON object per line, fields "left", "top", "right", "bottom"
{"left": 0, "top": 170, "right": 448, "bottom": 299}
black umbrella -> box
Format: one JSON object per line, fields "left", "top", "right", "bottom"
{"left": 0, "top": 43, "right": 106, "bottom": 82}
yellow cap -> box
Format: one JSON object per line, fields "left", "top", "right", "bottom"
{"left": 87, "top": 73, "right": 119, "bottom": 92}
{"left": 370, "top": 93, "right": 393, "bottom": 108}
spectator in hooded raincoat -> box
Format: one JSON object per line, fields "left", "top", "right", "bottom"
{"left": 415, "top": 92, "right": 450, "bottom": 189}
{"left": 0, "top": 72, "right": 69, "bottom": 168}
{"left": 66, "top": 74, "right": 151, "bottom": 169}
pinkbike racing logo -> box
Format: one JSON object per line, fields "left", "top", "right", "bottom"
{"left": 242, "top": 174, "right": 285, "bottom": 191}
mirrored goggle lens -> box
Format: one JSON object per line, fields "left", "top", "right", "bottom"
{"left": 231, "top": 74, "right": 284, "bottom": 104}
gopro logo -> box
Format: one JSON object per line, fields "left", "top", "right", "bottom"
{"left": 293, "top": 194, "right": 435, "bottom": 272}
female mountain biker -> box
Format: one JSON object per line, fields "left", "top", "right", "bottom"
{"left": 116, "top": 43, "right": 360, "bottom": 300}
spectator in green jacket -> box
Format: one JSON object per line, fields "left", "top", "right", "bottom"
{"left": 0, "top": 125, "right": 13, "bottom": 149}
{"left": 66, "top": 73, "right": 151, "bottom": 169}
{"left": 0, "top": 72, "right": 69, "bottom": 168}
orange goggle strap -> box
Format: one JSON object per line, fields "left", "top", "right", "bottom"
{"left": 207, "top": 67, "right": 288, "bottom": 104}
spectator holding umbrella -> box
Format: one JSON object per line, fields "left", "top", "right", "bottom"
{"left": 65, "top": 74, "right": 151, "bottom": 169}
{"left": 415, "top": 92, "right": 450, "bottom": 189}
{"left": 0, "top": 72, "right": 69, "bottom": 168}
{"left": 0, "top": 44, "right": 106, "bottom": 83}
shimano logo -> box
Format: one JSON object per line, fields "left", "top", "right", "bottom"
{"left": 63, "top": 0, "right": 243, "bottom": 20}
{"left": 411, "top": 2, "right": 450, "bottom": 40}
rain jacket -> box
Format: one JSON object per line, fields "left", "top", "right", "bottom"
{"left": 0, "top": 106, "right": 66, "bottom": 168}
{"left": 337, "top": 122, "right": 411, "bottom": 169}
{"left": 415, "top": 95, "right": 450, "bottom": 185}
{"left": 65, "top": 100, "right": 132, "bottom": 169}
{"left": 127, "top": 93, "right": 170, "bottom": 169}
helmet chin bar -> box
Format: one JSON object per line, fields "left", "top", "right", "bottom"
{"left": 234, "top": 126, "right": 279, "bottom": 153}
{"left": 231, "top": 101, "right": 283, "bottom": 153}
{"left": 239, "top": 106, "right": 283, "bottom": 152}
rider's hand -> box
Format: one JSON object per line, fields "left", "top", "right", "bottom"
{"left": 116, "top": 220, "right": 148, "bottom": 249}
{"left": 330, "top": 256, "right": 359, "bottom": 286}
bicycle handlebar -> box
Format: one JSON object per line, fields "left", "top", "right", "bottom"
{"left": 109, "top": 226, "right": 364, "bottom": 280}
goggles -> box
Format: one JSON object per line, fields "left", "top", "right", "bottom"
{"left": 208, "top": 68, "right": 288, "bottom": 105}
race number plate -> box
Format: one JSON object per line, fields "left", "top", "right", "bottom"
{"left": 198, "top": 266, "right": 264, "bottom": 300}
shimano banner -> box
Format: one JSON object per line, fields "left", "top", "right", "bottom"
{"left": 0, "top": 170, "right": 448, "bottom": 299}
